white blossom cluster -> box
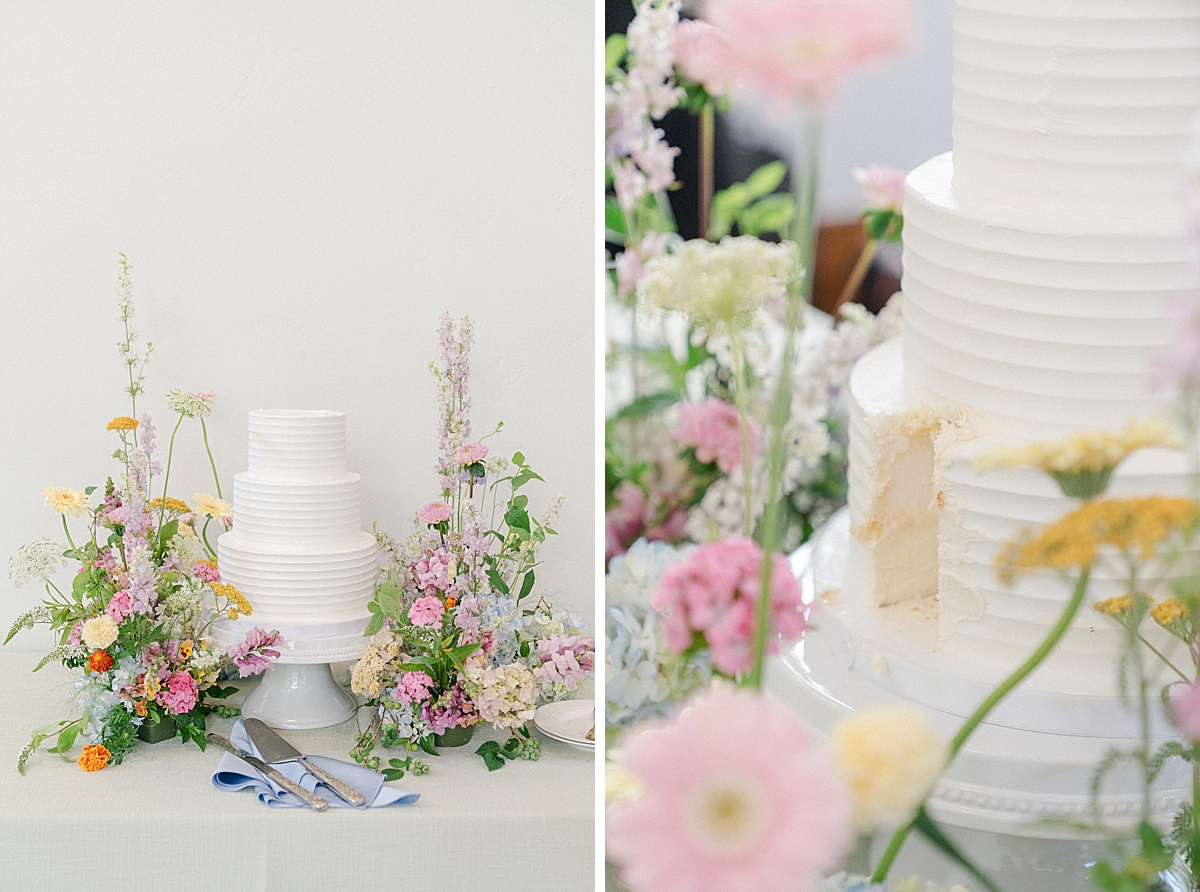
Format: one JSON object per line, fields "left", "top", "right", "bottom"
{"left": 8, "top": 538, "right": 68, "bottom": 588}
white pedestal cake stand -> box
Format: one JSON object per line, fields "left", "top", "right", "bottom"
{"left": 767, "top": 508, "right": 1191, "bottom": 892}
{"left": 211, "top": 615, "right": 369, "bottom": 730}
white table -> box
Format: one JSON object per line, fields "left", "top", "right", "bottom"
{"left": 0, "top": 652, "right": 595, "bottom": 891}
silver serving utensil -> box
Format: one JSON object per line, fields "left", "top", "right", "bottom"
{"left": 207, "top": 732, "right": 329, "bottom": 811}
{"left": 245, "top": 719, "right": 368, "bottom": 807}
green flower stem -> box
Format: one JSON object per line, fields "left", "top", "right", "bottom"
{"left": 201, "top": 517, "right": 216, "bottom": 558}
{"left": 726, "top": 328, "right": 755, "bottom": 537}
{"left": 745, "top": 113, "right": 822, "bottom": 690}
{"left": 836, "top": 237, "right": 879, "bottom": 312}
{"left": 699, "top": 101, "right": 715, "bottom": 239}
{"left": 871, "top": 566, "right": 1092, "bottom": 885}
{"left": 1192, "top": 743, "right": 1200, "bottom": 877}
{"left": 199, "top": 417, "right": 222, "bottom": 500}
{"left": 1136, "top": 633, "right": 1189, "bottom": 682}
{"left": 157, "top": 413, "right": 186, "bottom": 530}
{"left": 60, "top": 516, "right": 79, "bottom": 559}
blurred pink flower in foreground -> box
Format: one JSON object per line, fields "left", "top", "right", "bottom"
{"left": 652, "top": 536, "right": 807, "bottom": 675}
{"left": 1152, "top": 292, "right": 1200, "bottom": 395}
{"left": 686, "top": 0, "right": 915, "bottom": 110}
{"left": 606, "top": 481, "right": 689, "bottom": 564}
{"left": 1171, "top": 682, "right": 1200, "bottom": 742}
{"left": 854, "top": 165, "right": 906, "bottom": 212}
{"left": 674, "top": 398, "right": 760, "bottom": 474}
{"left": 673, "top": 19, "right": 735, "bottom": 96}
{"left": 607, "top": 685, "right": 852, "bottom": 892}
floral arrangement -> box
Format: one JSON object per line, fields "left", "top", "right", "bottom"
{"left": 6, "top": 255, "right": 281, "bottom": 772}
{"left": 605, "top": 0, "right": 905, "bottom": 568}
{"left": 348, "top": 314, "right": 594, "bottom": 775}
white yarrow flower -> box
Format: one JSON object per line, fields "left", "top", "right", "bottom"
{"left": 166, "top": 389, "right": 214, "bottom": 418}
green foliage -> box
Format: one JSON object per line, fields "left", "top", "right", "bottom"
{"left": 382, "top": 755, "right": 429, "bottom": 782}
{"left": 863, "top": 207, "right": 903, "bottom": 243}
{"left": 604, "top": 34, "right": 627, "bottom": 75}
{"left": 17, "top": 719, "right": 82, "bottom": 774}
{"left": 173, "top": 710, "right": 206, "bottom": 750}
{"left": 101, "top": 707, "right": 139, "bottom": 765}
{"left": 912, "top": 807, "right": 1005, "bottom": 892}
{"left": 709, "top": 161, "right": 794, "bottom": 240}
{"left": 475, "top": 729, "right": 540, "bottom": 772}
{"left": 1090, "top": 822, "right": 1174, "bottom": 892}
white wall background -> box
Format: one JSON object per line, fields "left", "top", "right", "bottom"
{"left": 0, "top": 4, "right": 595, "bottom": 650}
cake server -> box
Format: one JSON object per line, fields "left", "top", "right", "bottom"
{"left": 207, "top": 732, "right": 329, "bottom": 811}
{"left": 245, "top": 718, "right": 368, "bottom": 807}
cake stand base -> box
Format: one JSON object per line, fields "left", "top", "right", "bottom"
{"left": 241, "top": 663, "right": 356, "bottom": 730}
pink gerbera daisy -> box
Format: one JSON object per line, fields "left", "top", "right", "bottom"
{"left": 607, "top": 686, "right": 852, "bottom": 892}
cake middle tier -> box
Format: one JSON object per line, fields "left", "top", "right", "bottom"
{"left": 902, "top": 152, "right": 1193, "bottom": 439}
{"left": 216, "top": 532, "right": 379, "bottom": 625}
{"left": 229, "top": 472, "right": 365, "bottom": 551}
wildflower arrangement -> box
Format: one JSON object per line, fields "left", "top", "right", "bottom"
{"left": 6, "top": 255, "right": 281, "bottom": 773}
{"left": 605, "top": 0, "right": 905, "bottom": 567}
{"left": 348, "top": 315, "right": 594, "bottom": 775}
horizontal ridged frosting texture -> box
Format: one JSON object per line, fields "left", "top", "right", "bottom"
{"left": 901, "top": 153, "right": 1192, "bottom": 438}
{"left": 951, "top": 0, "right": 1200, "bottom": 223}
{"left": 247, "top": 409, "right": 348, "bottom": 481}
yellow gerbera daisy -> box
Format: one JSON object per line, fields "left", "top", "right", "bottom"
{"left": 106, "top": 416, "right": 140, "bottom": 431}
{"left": 193, "top": 493, "right": 233, "bottom": 519}
{"left": 42, "top": 487, "right": 89, "bottom": 517}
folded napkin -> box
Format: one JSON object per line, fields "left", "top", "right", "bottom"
{"left": 212, "top": 718, "right": 419, "bottom": 809}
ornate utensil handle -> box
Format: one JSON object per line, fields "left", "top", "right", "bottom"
{"left": 300, "top": 757, "right": 368, "bottom": 806}
{"left": 207, "top": 733, "right": 328, "bottom": 811}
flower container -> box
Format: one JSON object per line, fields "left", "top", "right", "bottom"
{"left": 433, "top": 724, "right": 476, "bottom": 748}
{"left": 136, "top": 715, "right": 177, "bottom": 744}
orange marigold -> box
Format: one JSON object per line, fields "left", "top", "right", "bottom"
{"left": 88, "top": 649, "right": 114, "bottom": 673}
{"left": 78, "top": 744, "right": 111, "bottom": 771}
{"left": 106, "top": 416, "right": 139, "bottom": 431}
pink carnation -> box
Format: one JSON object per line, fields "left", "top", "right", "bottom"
{"left": 157, "top": 669, "right": 199, "bottom": 715}
{"left": 106, "top": 590, "right": 132, "bottom": 623}
{"left": 193, "top": 561, "right": 220, "bottom": 583}
{"left": 696, "top": 0, "right": 914, "bottom": 110}
{"left": 455, "top": 442, "right": 488, "bottom": 465}
{"left": 408, "top": 595, "right": 445, "bottom": 628}
{"left": 417, "top": 500, "right": 453, "bottom": 525}
{"left": 607, "top": 686, "right": 852, "bottom": 892}
{"left": 1172, "top": 682, "right": 1200, "bottom": 742}
{"left": 396, "top": 670, "right": 436, "bottom": 706}
{"left": 854, "top": 165, "right": 906, "bottom": 212}
{"left": 652, "top": 536, "right": 807, "bottom": 676}
{"left": 674, "top": 398, "right": 759, "bottom": 474}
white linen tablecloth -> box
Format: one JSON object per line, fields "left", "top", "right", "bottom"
{"left": 0, "top": 651, "right": 594, "bottom": 891}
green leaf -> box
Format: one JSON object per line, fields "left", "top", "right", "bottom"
{"left": 605, "top": 198, "right": 628, "bottom": 243}
{"left": 46, "top": 721, "right": 81, "bottom": 755}
{"left": 475, "top": 740, "right": 507, "bottom": 772}
{"left": 504, "top": 505, "right": 531, "bottom": 534}
{"left": 512, "top": 494, "right": 529, "bottom": 510}
{"left": 159, "top": 519, "right": 179, "bottom": 545}
{"left": 604, "top": 33, "right": 627, "bottom": 75}
{"left": 364, "top": 611, "right": 385, "bottom": 637}
{"left": 419, "top": 735, "right": 438, "bottom": 757}
{"left": 486, "top": 567, "right": 510, "bottom": 595}
{"left": 912, "top": 807, "right": 1006, "bottom": 892}
{"left": 382, "top": 768, "right": 405, "bottom": 782}
{"left": 742, "top": 160, "right": 787, "bottom": 198}
{"left": 517, "top": 570, "right": 536, "bottom": 601}
{"left": 610, "top": 391, "right": 678, "bottom": 424}
{"left": 84, "top": 486, "right": 97, "bottom": 496}
{"left": 511, "top": 451, "right": 526, "bottom": 466}
{"left": 738, "top": 193, "right": 794, "bottom": 237}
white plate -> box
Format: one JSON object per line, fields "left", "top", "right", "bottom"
{"left": 534, "top": 700, "right": 596, "bottom": 748}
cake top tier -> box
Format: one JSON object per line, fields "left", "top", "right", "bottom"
{"left": 247, "top": 409, "right": 348, "bottom": 481}
{"left": 950, "top": 0, "right": 1200, "bottom": 225}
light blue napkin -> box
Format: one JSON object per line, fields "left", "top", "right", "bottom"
{"left": 211, "top": 718, "right": 419, "bottom": 809}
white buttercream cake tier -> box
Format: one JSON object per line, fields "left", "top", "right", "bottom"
{"left": 950, "top": 0, "right": 1200, "bottom": 224}
{"left": 229, "top": 472, "right": 364, "bottom": 550}
{"left": 247, "top": 409, "right": 349, "bottom": 481}
{"left": 902, "top": 154, "right": 1193, "bottom": 438}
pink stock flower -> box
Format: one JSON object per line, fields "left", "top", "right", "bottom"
{"left": 607, "top": 686, "right": 852, "bottom": 892}
{"left": 417, "top": 501, "right": 453, "bottom": 525}
{"left": 105, "top": 507, "right": 125, "bottom": 526}
{"left": 652, "top": 536, "right": 807, "bottom": 675}
{"left": 67, "top": 622, "right": 82, "bottom": 646}
{"left": 106, "top": 590, "right": 132, "bottom": 623}
{"left": 226, "top": 627, "right": 282, "bottom": 678}
{"left": 408, "top": 595, "right": 445, "bottom": 628}
{"left": 1171, "top": 682, "right": 1200, "bottom": 742}
{"left": 455, "top": 442, "right": 488, "bottom": 465}
{"left": 193, "top": 561, "right": 220, "bottom": 584}
{"left": 157, "top": 669, "right": 199, "bottom": 715}
{"left": 695, "top": 0, "right": 915, "bottom": 110}
{"left": 854, "top": 165, "right": 906, "bottom": 212}
{"left": 674, "top": 398, "right": 759, "bottom": 474}
{"left": 396, "top": 670, "right": 436, "bottom": 706}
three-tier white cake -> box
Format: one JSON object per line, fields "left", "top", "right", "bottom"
{"left": 771, "top": 2, "right": 1200, "bottom": 887}
{"left": 215, "top": 409, "right": 378, "bottom": 661}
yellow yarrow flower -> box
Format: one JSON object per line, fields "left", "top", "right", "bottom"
{"left": 1000, "top": 497, "right": 1199, "bottom": 581}
{"left": 212, "top": 582, "right": 252, "bottom": 616}
{"left": 1151, "top": 599, "right": 1188, "bottom": 627}
{"left": 105, "top": 416, "right": 139, "bottom": 431}
{"left": 193, "top": 493, "right": 233, "bottom": 519}
{"left": 148, "top": 497, "right": 190, "bottom": 513}
{"left": 1094, "top": 595, "right": 1135, "bottom": 617}
{"left": 42, "top": 487, "right": 89, "bottom": 517}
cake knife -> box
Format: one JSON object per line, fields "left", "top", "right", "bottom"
{"left": 245, "top": 718, "right": 368, "bottom": 807}
{"left": 207, "top": 732, "right": 329, "bottom": 811}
